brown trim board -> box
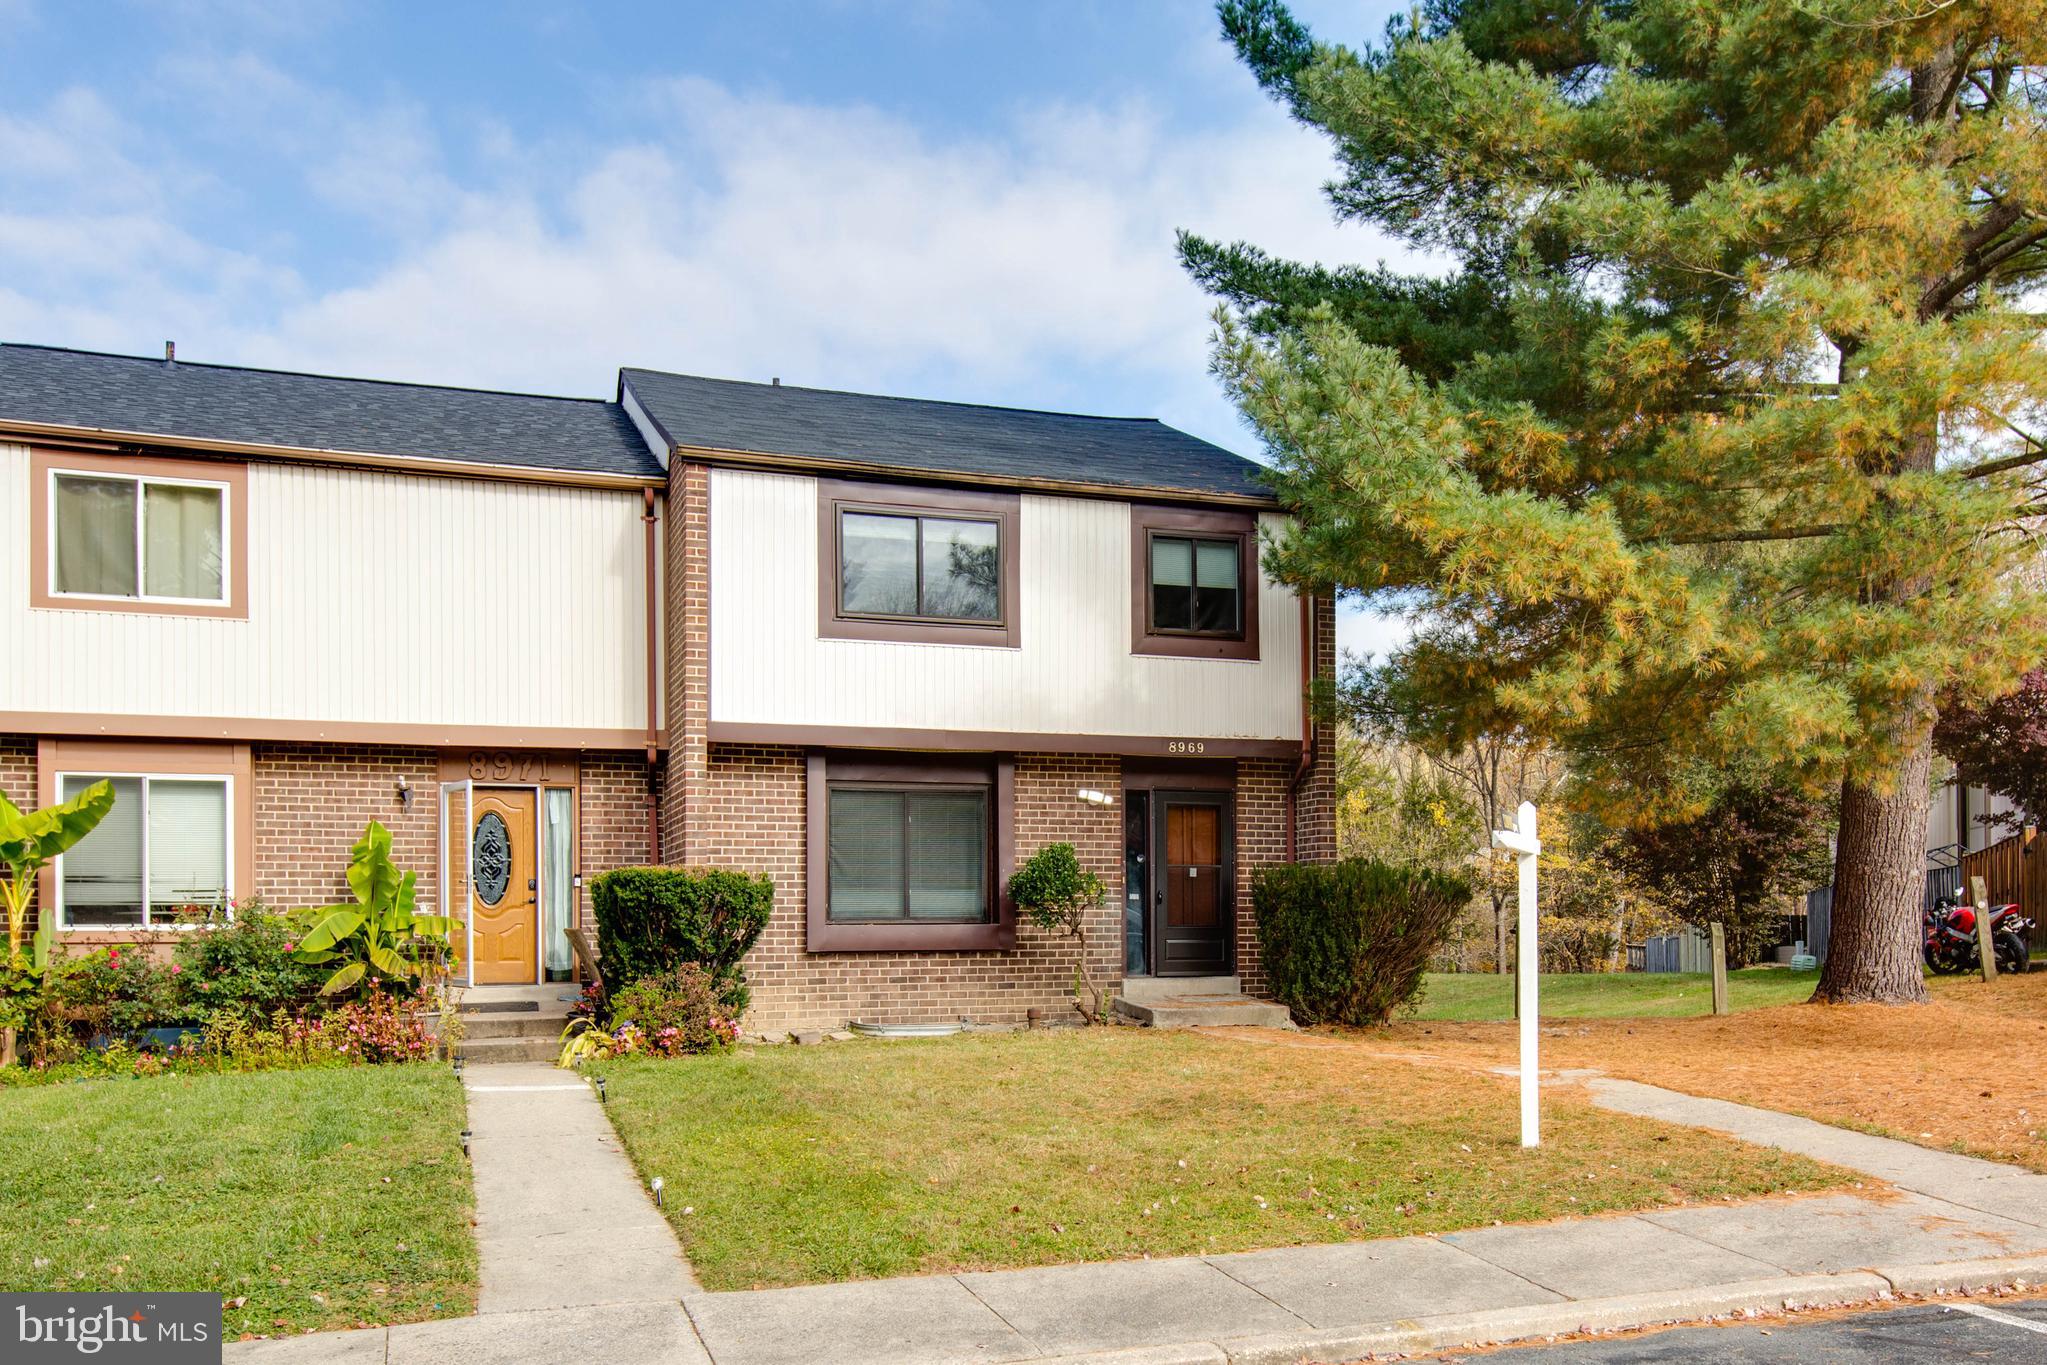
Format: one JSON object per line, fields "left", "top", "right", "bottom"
{"left": 36, "top": 737, "right": 256, "bottom": 931}
{"left": 0, "top": 419, "right": 664, "bottom": 492}
{"left": 714, "top": 721, "right": 1296, "bottom": 760}
{"left": 30, "top": 448, "right": 251, "bottom": 620}
{"left": 4, "top": 711, "right": 665, "bottom": 751}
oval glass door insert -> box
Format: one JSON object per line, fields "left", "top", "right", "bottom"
{"left": 473, "top": 811, "right": 512, "bottom": 906}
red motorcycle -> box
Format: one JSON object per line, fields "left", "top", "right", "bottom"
{"left": 1923, "top": 896, "right": 2032, "bottom": 976}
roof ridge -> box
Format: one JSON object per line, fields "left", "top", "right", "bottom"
{"left": 1, "top": 342, "right": 616, "bottom": 408}
{"left": 620, "top": 366, "right": 1165, "bottom": 425}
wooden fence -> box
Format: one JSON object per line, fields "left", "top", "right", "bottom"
{"left": 1958, "top": 828, "right": 2047, "bottom": 954}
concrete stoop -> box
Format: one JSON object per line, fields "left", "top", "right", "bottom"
{"left": 452, "top": 987, "right": 577, "bottom": 1064}
{"left": 1112, "top": 994, "right": 1293, "bottom": 1029}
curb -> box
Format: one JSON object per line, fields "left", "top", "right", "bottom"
{"left": 1020, "top": 1256, "right": 2047, "bottom": 1365}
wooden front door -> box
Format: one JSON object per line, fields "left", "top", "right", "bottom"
{"left": 469, "top": 788, "right": 538, "bottom": 985}
{"left": 1153, "top": 792, "right": 1232, "bottom": 976}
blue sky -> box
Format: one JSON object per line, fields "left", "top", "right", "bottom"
{"left": 0, "top": 0, "right": 1417, "bottom": 653}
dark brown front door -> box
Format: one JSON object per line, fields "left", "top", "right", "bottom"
{"left": 1153, "top": 791, "right": 1232, "bottom": 976}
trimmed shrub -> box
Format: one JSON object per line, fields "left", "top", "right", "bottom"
{"left": 606, "top": 964, "right": 741, "bottom": 1056}
{"left": 1252, "top": 859, "right": 1470, "bottom": 1026}
{"left": 589, "top": 866, "right": 772, "bottom": 1011}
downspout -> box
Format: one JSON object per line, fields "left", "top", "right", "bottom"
{"left": 1286, "top": 594, "right": 1317, "bottom": 862}
{"left": 642, "top": 486, "right": 662, "bottom": 862}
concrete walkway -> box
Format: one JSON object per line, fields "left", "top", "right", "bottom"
{"left": 226, "top": 1074, "right": 2047, "bottom": 1365}
{"left": 228, "top": 1062, "right": 703, "bottom": 1365}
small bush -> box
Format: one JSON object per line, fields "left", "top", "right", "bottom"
{"left": 52, "top": 946, "right": 185, "bottom": 1038}
{"left": 589, "top": 867, "right": 772, "bottom": 1011}
{"left": 174, "top": 903, "right": 323, "bottom": 1026}
{"left": 606, "top": 964, "right": 740, "bottom": 1056}
{"left": 324, "top": 987, "right": 437, "bottom": 1064}
{"left": 1252, "top": 859, "right": 1471, "bottom": 1026}
{"left": 1007, "top": 843, "right": 1110, "bottom": 1024}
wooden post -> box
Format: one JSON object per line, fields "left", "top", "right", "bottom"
{"left": 1972, "top": 875, "right": 1997, "bottom": 983}
{"left": 1709, "top": 922, "right": 1729, "bottom": 1016}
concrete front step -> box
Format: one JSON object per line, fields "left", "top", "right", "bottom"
{"left": 1119, "top": 974, "right": 1240, "bottom": 1004}
{"left": 1113, "top": 994, "right": 1295, "bottom": 1029}
{"left": 461, "top": 1013, "right": 573, "bottom": 1040}
{"left": 457, "top": 1035, "right": 564, "bottom": 1064}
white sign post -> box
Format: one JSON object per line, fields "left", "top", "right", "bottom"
{"left": 1492, "top": 801, "right": 1541, "bottom": 1148}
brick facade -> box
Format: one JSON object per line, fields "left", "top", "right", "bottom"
{"left": 678, "top": 741, "right": 1324, "bottom": 1033}
{"left": 7, "top": 738, "right": 654, "bottom": 966}
{"left": 252, "top": 744, "right": 440, "bottom": 910}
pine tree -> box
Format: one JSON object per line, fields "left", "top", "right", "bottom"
{"left": 1189, "top": 1, "right": 2047, "bottom": 1003}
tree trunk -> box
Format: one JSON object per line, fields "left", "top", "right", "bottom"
{"left": 1812, "top": 719, "right": 1935, "bottom": 1005}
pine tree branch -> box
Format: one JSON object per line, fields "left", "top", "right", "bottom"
{"left": 1923, "top": 222, "right": 2047, "bottom": 318}
{"left": 1653, "top": 525, "right": 1841, "bottom": 546}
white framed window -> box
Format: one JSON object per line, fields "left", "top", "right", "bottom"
{"left": 55, "top": 773, "right": 232, "bottom": 930}
{"left": 49, "top": 466, "right": 230, "bottom": 605}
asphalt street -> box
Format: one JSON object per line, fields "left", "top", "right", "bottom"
{"left": 1467, "top": 1296, "right": 2047, "bottom": 1362}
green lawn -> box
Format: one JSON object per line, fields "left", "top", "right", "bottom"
{"left": 1414, "top": 967, "right": 1823, "bottom": 1021}
{"left": 602, "top": 1029, "right": 1849, "bottom": 1291}
{"left": 0, "top": 1066, "right": 476, "bottom": 1336}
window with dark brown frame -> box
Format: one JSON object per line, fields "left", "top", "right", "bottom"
{"left": 817, "top": 479, "right": 1021, "bottom": 647}
{"left": 805, "top": 750, "right": 1017, "bottom": 951}
{"left": 1130, "top": 505, "right": 1259, "bottom": 661}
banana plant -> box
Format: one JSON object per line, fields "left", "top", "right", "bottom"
{"left": 0, "top": 780, "right": 115, "bottom": 969}
{"left": 292, "top": 821, "right": 460, "bottom": 995}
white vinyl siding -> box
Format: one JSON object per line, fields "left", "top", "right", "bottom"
{"left": 708, "top": 468, "right": 1302, "bottom": 740}
{"left": 5, "top": 445, "right": 655, "bottom": 732}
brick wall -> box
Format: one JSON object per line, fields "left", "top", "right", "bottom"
{"left": 692, "top": 744, "right": 1127, "bottom": 1033}
{"left": 1, "top": 736, "right": 33, "bottom": 935}
{"left": 660, "top": 464, "right": 710, "bottom": 862}
{"left": 251, "top": 744, "right": 440, "bottom": 910}
{"left": 1293, "top": 593, "right": 1340, "bottom": 865}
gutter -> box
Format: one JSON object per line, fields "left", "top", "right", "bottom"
{"left": 1286, "top": 594, "right": 1317, "bottom": 862}
{"left": 642, "top": 487, "right": 662, "bottom": 861}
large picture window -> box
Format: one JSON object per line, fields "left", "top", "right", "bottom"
{"left": 57, "top": 773, "right": 230, "bottom": 929}
{"left": 805, "top": 751, "right": 1016, "bottom": 951}
{"left": 818, "top": 480, "right": 1020, "bottom": 647}
{"left": 1131, "top": 505, "right": 1260, "bottom": 661}
{"left": 31, "top": 450, "right": 247, "bottom": 619}
{"left": 828, "top": 785, "right": 990, "bottom": 923}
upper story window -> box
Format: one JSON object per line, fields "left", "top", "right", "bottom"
{"left": 817, "top": 479, "right": 1020, "bottom": 647}
{"left": 1149, "top": 534, "right": 1241, "bottom": 636}
{"left": 1132, "top": 504, "right": 1260, "bottom": 661}
{"left": 31, "top": 449, "right": 248, "bottom": 619}
{"left": 840, "top": 510, "right": 1000, "bottom": 622}
{"left": 53, "top": 470, "right": 225, "bottom": 602}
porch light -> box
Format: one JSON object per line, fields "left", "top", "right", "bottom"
{"left": 1076, "top": 788, "right": 1114, "bottom": 807}
{"left": 396, "top": 776, "right": 414, "bottom": 811}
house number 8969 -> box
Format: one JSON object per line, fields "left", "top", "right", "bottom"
{"left": 1166, "top": 740, "right": 1207, "bottom": 755}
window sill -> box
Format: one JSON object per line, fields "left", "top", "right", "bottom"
{"left": 807, "top": 918, "right": 1017, "bottom": 953}
{"left": 1133, "top": 633, "right": 1260, "bottom": 662}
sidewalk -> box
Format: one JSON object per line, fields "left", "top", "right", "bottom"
{"left": 225, "top": 1072, "right": 2047, "bottom": 1365}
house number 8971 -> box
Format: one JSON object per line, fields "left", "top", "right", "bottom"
{"left": 1166, "top": 740, "right": 1207, "bottom": 755}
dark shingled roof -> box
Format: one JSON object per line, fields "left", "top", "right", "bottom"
{"left": 621, "top": 368, "right": 1273, "bottom": 502}
{"left": 0, "top": 343, "right": 662, "bottom": 478}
